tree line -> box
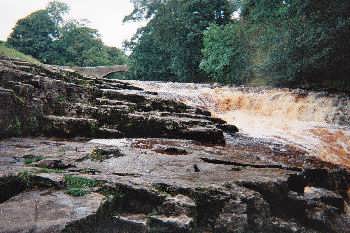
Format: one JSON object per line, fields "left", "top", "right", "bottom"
{"left": 6, "top": 0, "right": 350, "bottom": 91}
{"left": 126, "top": 0, "right": 350, "bottom": 91}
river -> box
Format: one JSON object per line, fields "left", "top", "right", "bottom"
{"left": 127, "top": 81, "right": 350, "bottom": 168}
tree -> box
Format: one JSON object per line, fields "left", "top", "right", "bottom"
{"left": 7, "top": 1, "right": 69, "bottom": 63}
{"left": 51, "top": 21, "right": 127, "bottom": 66}
{"left": 47, "top": 0, "right": 69, "bottom": 26}
{"left": 200, "top": 0, "right": 350, "bottom": 90}
{"left": 200, "top": 23, "right": 250, "bottom": 84}
{"left": 125, "top": 0, "right": 233, "bottom": 82}
{"left": 7, "top": 9, "right": 58, "bottom": 63}
{"left": 126, "top": 27, "right": 174, "bottom": 81}
{"left": 7, "top": 1, "right": 127, "bottom": 66}
{"left": 264, "top": 0, "right": 350, "bottom": 89}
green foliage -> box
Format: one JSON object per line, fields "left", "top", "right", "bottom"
{"left": 7, "top": 1, "right": 127, "bottom": 66}
{"left": 56, "top": 95, "right": 66, "bottom": 103}
{"left": 199, "top": 0, "right": 350, "bottom": 90}
{"left": 47, "top": 0, "right": 69, "bottom": 26}
{"left": 7, "top": 9, "right": 57, "bottom": 63}
{"left": 126, "top": 0, "right": 350, "bottom": 90}
{"left": 51, "top": 21, "right": 128, "bottom": 66}
{"left": 36, "top": 168, "right": 66, "bottom": 174}
{"left": 7, "top": 117, "right": 22, "bottom": 136}
{"left": 200, "top": 23, "right": 250, "bottom": 84}
{"left": 126, "top": 0, "right": 233, "bottom": 82}
{"left": 18, "top": 170, "right": 33, "bottom": 187}
{"left": 126, "top": 27, "right": 174, "bottom": 81}
{"left": 263, "top": 0, "right": 350, "bottom": 89}
{"left": 90, "top": 148, "right": 107, "bottom": 162}
{"left": 24, "top": 155, "right": 44, "bottom": 165}
{"left": 64, "top": 175, "right": 98, "bottom": 197}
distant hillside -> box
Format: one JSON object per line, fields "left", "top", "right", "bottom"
{"left": 0, "top": 41, "right": 40, "bottom": 64}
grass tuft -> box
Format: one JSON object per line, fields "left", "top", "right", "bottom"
{"left": 36, "top": 168, "right": 66, "bottom": 174}
{"left": 18, "top": 170, "right": 33, "bottom": 187}
{"left": 64, "top": 175, "right": 98, "bottom": 197}
{"left": 24, "top": 155, "right": 44, "bottom": 165}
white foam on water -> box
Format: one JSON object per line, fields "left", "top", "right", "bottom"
{"left": 128, "top": 80, "right": 350, "bottom": 167}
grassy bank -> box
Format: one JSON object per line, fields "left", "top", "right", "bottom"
{"left": 0, "top": 41, "right": 40, "bottom": 64}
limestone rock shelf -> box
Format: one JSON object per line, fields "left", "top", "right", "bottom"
{"left": 0, "top": 56, "right": 230, "bottom": 144}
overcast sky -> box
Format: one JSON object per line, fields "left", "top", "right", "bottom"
{"left": 0, "top": 0, "right": 144, "bottom": 48}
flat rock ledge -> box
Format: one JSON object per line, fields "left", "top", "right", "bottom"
{"left": 0, "top": 137, "right": 349, "bottom": 233}
{"left": 0, "top": 56, "right": 349, "bottom": 233}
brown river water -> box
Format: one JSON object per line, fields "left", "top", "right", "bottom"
{"left": 127, "top": 81, "right": 350, "bottom": 168}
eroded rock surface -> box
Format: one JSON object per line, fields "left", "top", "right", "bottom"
{"left": 0, "top": 190, "right": 104, "bottom": 233}
{"left": 1, "top": 57, "right": 350, "bottom": 233}
{"left": 0, "top": 137, "right": 349, "bottom": 233}
{"left": 0, "top": 56, "right": 228, "bottom": 144}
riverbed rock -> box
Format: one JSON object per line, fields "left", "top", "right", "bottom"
{"left": 0, "top": 56, "right": 229, "bottom": 144}
{"left": 0, "top": 190, "right": 104, "bottom": 233}
{"left": 37, "top": 159, "right": 70, "bottom": 169}
{"left": 0, "top": 137, "right": 349, "bottom": 233}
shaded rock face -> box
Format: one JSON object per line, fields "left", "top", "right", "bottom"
{"left": 0, "top": 56, "right": 350, "bottom": 233}
{"left": 0, "top": 56, "right": 228, "bottom": 144}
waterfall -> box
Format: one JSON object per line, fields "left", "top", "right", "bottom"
{"left": 128, "top": 81, "right": 350, "bottom": 168}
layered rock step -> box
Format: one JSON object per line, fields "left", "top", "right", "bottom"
{"left": 0, "top": 56, "right": 234, "bottom": 144}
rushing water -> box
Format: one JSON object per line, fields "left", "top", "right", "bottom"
{"left": 127, "top": 81, "right": 350, "bottom": 168}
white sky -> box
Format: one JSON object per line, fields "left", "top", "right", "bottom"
{"left": 0, "top": 0, "right": 145, "bottom": 48}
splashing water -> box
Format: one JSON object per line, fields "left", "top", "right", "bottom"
{"left": 128, "top": 81, "right": 350, "bottom": 168}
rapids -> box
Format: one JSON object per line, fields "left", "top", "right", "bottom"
{"left": 128, "top": 81, "right": 350, "bottom": 168}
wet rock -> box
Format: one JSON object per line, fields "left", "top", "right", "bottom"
{"left": 217, "top": 123, "right": 239, "bottom": 134}
{"left": 214, "top": 198, "right": 249, "bottom": 233}
{"left": 270, "top": 217, "right": 320, "bottom": 233}
{"left": 0, "top": 176, "right": 26, "bottom": 203}
{"left": 181, "top": 127, "right": 225, "bottom": 145}
{"left": 153, "top": 146, "right": 188, "bottom": 155}
{"left": 160, "top": 194, "right": 196, "bottom": 216}
{"left": 0, "top": 87, "right": 25, "bottom": 138}
{"left": 114, "top": 214, "right": 148, "bottom": 233}
{"left": 193, "top": 164, "right": 200, "bottom": 172}
{"left": 42, "top": 115, "right": 98, "bottom": 138}
{"left": 304, "top": 187, "right": 344, "bottom": 211}
{"left": 37, "top": 159, "right": 70, "bottom": 169}
{"left": 147, "top": 214, "right": 193, "bottom": 233}
{"left": 95, "top": 128, "right": 124, "bottom": 138}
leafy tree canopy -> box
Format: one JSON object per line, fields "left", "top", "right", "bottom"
{"left": 7, "top": 9, "right": 58, "bottom": 63}
{"left": 7, "top": 1, "right": 127, "bottom": 66}
{"left": 125, "top": 0, "right": 233, "bottom": 82}
{"left": 200, "top": 0, "right": 350, "bottom": 91}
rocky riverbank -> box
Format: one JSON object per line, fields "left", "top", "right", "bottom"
{"left": 0, "top": 56, "right": 349, "bottom": 233}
